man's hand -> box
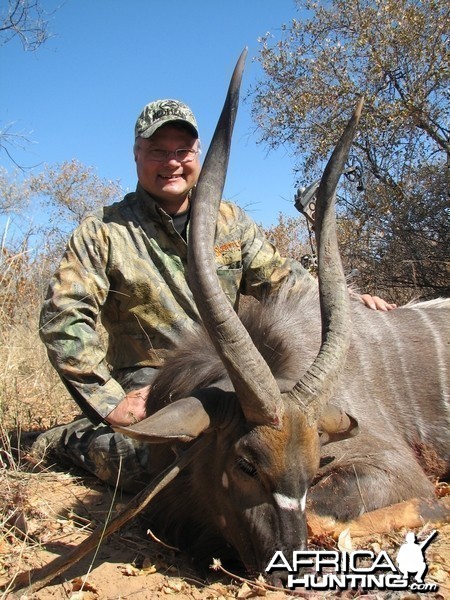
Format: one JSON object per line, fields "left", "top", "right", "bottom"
{"left": 106, "top": 385, "right": 151, "bottom": 427}
{"left": 359, "top": 294, "right": 397, "bottom": 311}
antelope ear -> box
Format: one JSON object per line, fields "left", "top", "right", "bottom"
{"left": 113, "top": 388, "right": 235, "bottom": 444}
{"left": 318, "top": 405, "right": 359, "bottom": 445}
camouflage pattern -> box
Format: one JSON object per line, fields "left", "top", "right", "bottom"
{"left": 135, "top": 99, "right": 198, "bottom": 139}
{"left": 31, "top": 417, "right": 153, "bottom": 492}
{"left": 39, "top": 183, "right": 314, "bottom": 423}
{"left": 32, "top": 367, "right": 159, "bottom": 491}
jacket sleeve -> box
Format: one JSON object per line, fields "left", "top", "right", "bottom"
{"left": 236, "top": 205, "right": 316, "bottom": 299}
{"left": 39, "top": 217, "right": 126, "bottom": 424}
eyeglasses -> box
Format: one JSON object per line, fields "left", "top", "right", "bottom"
{"left": 144, "top": 148, "right": 201, "bottom": 163}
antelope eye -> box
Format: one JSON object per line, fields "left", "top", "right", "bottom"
{"left": 237, "top": 457, "right": 258, "bottom": 478}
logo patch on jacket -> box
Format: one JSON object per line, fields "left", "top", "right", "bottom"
{"left": 214, "top": 241, "right": 241, "bottom": 265}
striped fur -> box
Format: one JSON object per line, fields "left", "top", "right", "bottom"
{"left": 141, "top": 283, "right": 449, "bottom": 575}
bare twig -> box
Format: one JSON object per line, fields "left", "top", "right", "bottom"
{"left": 146, "top": 526, "right": 179, "bottom": 551}
{"left": 210, "top": 558, "right": 289, "bottom": 595}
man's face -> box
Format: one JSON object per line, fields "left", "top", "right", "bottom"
{"left": 134, "top": 124, "right": 201, "bottom": 207}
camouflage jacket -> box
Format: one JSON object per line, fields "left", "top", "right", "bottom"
{"left": 40, "top": 184, "right": 314, "bottom": 423}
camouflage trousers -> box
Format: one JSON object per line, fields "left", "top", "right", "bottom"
{"left": 32, "top": 367, "right": 158, "bottom": 493}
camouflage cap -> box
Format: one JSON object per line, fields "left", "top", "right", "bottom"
{"left": 134, "top": 99, "right": 199, "bottom": 139}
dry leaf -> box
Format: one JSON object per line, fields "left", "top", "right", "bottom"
{"left": 209, "top": 582, "right": 229, "bottom": 595}
{"left": 338, "top": 527, "right": 353, "bottom": 552}
{"left": 253, "top": 575, "right": 267, "bottom": 596}
{"left": 427, "top": 565, "right": 448, "bottom": 583}
{"left": 165, "top": 580, "right": 184, "bottom": 592}
{"left": 70, "top": 593, "right": 97, "bottom": 600}
{"left": 162, "top": 586, "right": 175, "bottom": 594}
{"left": 435, "top": 483, "right": 449, "bottom": 498}
{"left": 71, "top": 577, "right": 98, "bottom": 593}
{"left": 120, "top": 563, "right": 140, "bottom": 577}
{"left": 237, "top": 582, "right": 252, "bottom": 598}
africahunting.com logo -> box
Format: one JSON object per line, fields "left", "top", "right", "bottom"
{"left": 266, "top": 530, "right": 439, "bottom": 593}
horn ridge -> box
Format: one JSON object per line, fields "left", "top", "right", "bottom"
{"left": 288, "top": 98, "right": 364, "bottom": 421}
{"left": 188, "top": 49, "right": 284, "bottom": 427}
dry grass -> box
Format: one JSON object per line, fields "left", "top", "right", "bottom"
{"left": 0, "top": 244, "right": 79, "bottom": 434}
{"left": 0, "top": 246, "right": 82, "bottom": 595}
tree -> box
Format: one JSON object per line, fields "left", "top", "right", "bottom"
{"left": 0, "top": 159, "right": 123, "bottom": 264}
{"left": 30, "top": 159, "right": 123, "bottom": 228}
{"left": 0, "top": 0, "right": 50, "bottom": 51}
{"left": 0, "top": 160, "right": 123, "bottom": 321}
{"left": 31, "top": 159, "right": 124, "bottom": 259}
{"left": 251, "top": 0, "right": 449, "bottom": 299}
{"left": 263, "top": 213, "right": 318, "bottom": 275}
{"left": 0, "top": 166, "right": 31, "bottom": 214}
{"left": 342, "top": 162, "right": 449, "bottom": 298}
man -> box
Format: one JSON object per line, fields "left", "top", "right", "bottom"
{"left": 32, "top": 99, "right": 395, "bottom": 489}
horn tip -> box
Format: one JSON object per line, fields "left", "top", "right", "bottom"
{"left": 354, "top": 96, "right": 365, "bottom": 121}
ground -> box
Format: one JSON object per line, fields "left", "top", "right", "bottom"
{"left": 0, "top": 460, "right": 448, "bottom": 600}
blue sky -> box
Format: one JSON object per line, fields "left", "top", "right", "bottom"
{"left": 2, "top": 0, "right": 306, "bottom": 229}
